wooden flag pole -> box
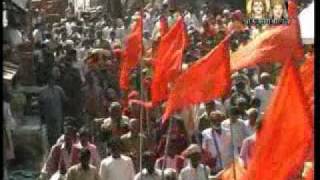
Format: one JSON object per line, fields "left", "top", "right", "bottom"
{"left": 161, "top": 117, "right": 174, "bottom": 180}
{"left": 193, "top": 105, "right": 209, "bottom": 180}
{"left": 146, "top": 88, "right": 151, "bottom": 136}
{"left": 139, "top": 0, "right": 145, "bottom": 177}
{"left": 230, "top": 122, "right": 237, "bottom": 180}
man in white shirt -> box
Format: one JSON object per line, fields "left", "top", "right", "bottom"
{"left": 183, "top": 9, "right": 201, "bottom": 32}
{"left": 99, "top": 137, "right": 135, "bottom": 180}
{"left": 244, "top": 108, "right": 259, "bottom": 136}
{"left": 102, "top": 25, "right": 112, "bottom": 40}
{"left": 221, "top": 107, "right": 249, "bottom": 167}
{"left": 76, "top": 39, "right": 91, "bottom": 65}
{"left": 253, "top": 72, "right": 275, "bottom": 112}
{"left": 143, "top": 11, "right": 154, "bottom": 34}
{"left": 179, "top": 144, "right": 210, "bottom": 180}
{"left": 108, "top": 31, "right": 122, "bottom": 48}
{"left": 202, "top": 111, "right": 226, "bottom": 173}
{"left": 32, "top": 24, "right": 43, "bottom": 44}
{"left": 65, "top": 19, "right": 76, "bottom": 37}
{"left": 114, "top": 18, "right": 126, "bottom": 42}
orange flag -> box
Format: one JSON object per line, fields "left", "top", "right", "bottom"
{"left": 119, "top": 16, "right": 143, "bottom": 91}
{"left": 151, "top": 17, "right": 187, "bottom": 105}
{"left": 163, "top": 36, "right": 231, "bottom": 121}
{"left": 231, "top": 1, "right": 304, "bottom": 71}
{"left": 300, "top": 53, "right": 314, "bottom": 117}
{"left": 243, "top": 59, "right": 313, "bottom": 180}
{"left": 299, "top": 54, "right": 314, "bottom": 163}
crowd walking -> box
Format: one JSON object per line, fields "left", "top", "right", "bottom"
{"left": 3, "top": 0, "right": 314, "bottom": 180}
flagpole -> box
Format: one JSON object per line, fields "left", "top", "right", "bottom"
{"left": 230, "top": 122, "right": 237, "bottom": 180}
{"left": 146, "top": 88, "right": 151, "bottom": 136}
{"left": 139, "top": 0, "right": 145, "bottom": 178}
{"left": 160, "top": 13, "right": 186, "bottom": 180}
{"left": 192, "top": 105, "right": 209, "bottom": 180}
{"left": 160, "top": 12, "right": 182, "bottom": 180}
{"left": 161, "top": 116, "right": 173, "bottom": 180}
{"left": 194, "top": 106, "right": 209, "bottom": 180}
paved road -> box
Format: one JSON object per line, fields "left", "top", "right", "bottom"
{"left": 9, "top": 115, "right": 47, "bottom": 178}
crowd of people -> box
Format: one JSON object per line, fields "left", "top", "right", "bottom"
{"left": 3, "top": 0, "right": 313, "bottom": 180}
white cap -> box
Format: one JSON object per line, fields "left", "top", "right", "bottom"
{"left": 246, "top": 108, "right": 258, "bottom": 116}
{"left": 96, "top": 6, "right": 103, "bottom": 10}
{"left": 260, "top": 72, "right": 271, "bottom": 78}
{"left": 65, "top": 39, "right": 74, "bottom": 46}
{"left": 223, "top": 9, "right": 230, "bottom": 15}
{"left": 182, "top": 63, "right": 189, "bottom": 71}
{"left": 60, "top": 18, "right": 67, "bottom": 23}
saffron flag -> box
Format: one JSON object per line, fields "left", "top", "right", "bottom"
{"left": 151, "top": 17, "right": 187, "bottom": 105}
{"left": 163, "top": 36, "right": 231, "bottom": 121}
{"left": 299, "top": 54, "right": 315, "bottom": 172}
{"left": 300, "top": 53, "right": 314, "bottom": 117}
{"left": 119, "top": 16, "right": 143, "bottom": 90}
{"left": 243, "top": 59, "right": 312, "bottom": 180}
{"left": 230, "top": 1, "right": 304, "bottom": 71}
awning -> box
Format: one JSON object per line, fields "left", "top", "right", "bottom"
{"left": 3, "top": 61, "right": 19, "bottom": 81}
{"left": 299, "top": 1, "right": 314, "bottom": 44}
{"left": 11, "top": 0, "right": 29, "bottom": 12}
